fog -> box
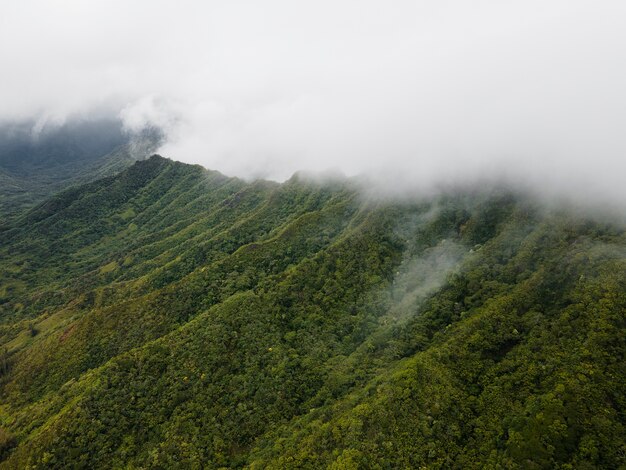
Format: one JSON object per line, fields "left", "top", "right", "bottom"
{"left": 1, "top": 1, "right": 625, "bottom": 204}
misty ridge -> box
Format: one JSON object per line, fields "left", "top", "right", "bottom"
{"left": 1, "top": 1, "right": 625, "bottom": 212}
{"left": 0, "top": 117, "right": 163, "bottom": 222}
{"left": 0, "top": 137, "right": 624, "bottom": 467}
{"left": 0, "top": 118, "right": 164, "bottom": 169}
{"left": 0, "top": 2, "right": 625, "bottom": 468}
{"left": 3, "top": 113, "right": 626, "bottom": 225}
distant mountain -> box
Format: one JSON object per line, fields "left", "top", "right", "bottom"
{"left": 0, "top": 118, "right": 160, "bottom": 222}
{"left": 0, "top": 156, "right": 624, "bottom": 468}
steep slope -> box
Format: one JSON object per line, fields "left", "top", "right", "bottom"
{"left": 0, "top": 119, "right": 159, "bottom": 222}
{"left": 0, "top": 157, "right": 624, "bottom": 468}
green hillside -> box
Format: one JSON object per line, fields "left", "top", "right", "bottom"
{"left": 0, "top": 120, "right": 159, "bottom": 223}
{"left": 0, "top": 156, "right": 624, "bottom": 468}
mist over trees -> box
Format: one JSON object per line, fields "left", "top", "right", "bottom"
{"left": 0, "top": 156, "right": 623, "bottom": 468}
{"left": 0, "top": 118, "right": 161, "bottom": 222}
{"left": 0, "top": 1, "right": 624, "bottom": 467}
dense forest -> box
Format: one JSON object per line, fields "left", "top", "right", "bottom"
{"left": 0, "top": 155, "right": 624, "bottom": 468}
{"left": 0, "top": 119, "right": 159, "bottom": 223}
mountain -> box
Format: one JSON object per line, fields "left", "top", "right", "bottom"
{"left": 0, "top": 156, "right": 624, "bottom": 468}
{"left": 0, "top": 119, "right": 159, "bottom": 223}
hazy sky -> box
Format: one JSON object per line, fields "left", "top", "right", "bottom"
{"left": 1, "top": 1, "right": 625, "bottom": 202}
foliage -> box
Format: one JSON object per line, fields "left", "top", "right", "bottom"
{"left": 0, "top": 156, "right": 624, "bottom": 468}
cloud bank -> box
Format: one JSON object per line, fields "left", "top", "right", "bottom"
{"left": 1, "top": 0, "right": 625, "bottom": 203}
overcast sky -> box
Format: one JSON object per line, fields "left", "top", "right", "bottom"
{"left": 1, "top": 1, "right": 625, "bottom": 203}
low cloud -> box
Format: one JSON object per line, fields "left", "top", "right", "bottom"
{"left": 1, "top": 1, "right": 625, "bottom": 205}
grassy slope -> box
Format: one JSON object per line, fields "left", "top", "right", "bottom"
{"left": 0, "top": 156, "right": 623, "bottom": 468}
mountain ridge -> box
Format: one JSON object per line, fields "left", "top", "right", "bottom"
{"left": 0, "top": 156, "right": 624, "bottom": 468}
{"left": 0, "top": 120, "right": 160, "bottom": 223}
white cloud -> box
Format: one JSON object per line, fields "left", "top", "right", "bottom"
{"left": 1, "top": 0, "right": 625, "bottom": 203}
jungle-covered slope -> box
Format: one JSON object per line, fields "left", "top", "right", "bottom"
{"left": 0, "top": 156, "right": 624, "bottom": 468}
{"left": 0, "top": 119, "right": 158, "bottom": 222}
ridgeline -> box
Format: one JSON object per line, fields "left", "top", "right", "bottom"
{"left": 0, "top": 156, "right": 624, "bottom": 468}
